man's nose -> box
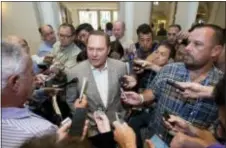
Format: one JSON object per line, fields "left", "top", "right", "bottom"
{"left": 92, "top": 50, "right": 97, "bottom": 57}
{"left": 184, "top": 43, "right": 192, "bottom": 52}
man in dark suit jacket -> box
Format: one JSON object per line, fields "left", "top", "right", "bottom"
{"left": 66, "top": 31, "right": 136, "bottom": 140}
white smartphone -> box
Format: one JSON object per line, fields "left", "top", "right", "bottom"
{"left": 120, "top": 87, "right": 128, "bottom": 101}
{"left": 79, "top": 77, "right": 88, "bottom": 101}
{"left": 60, "top": 117, "right": 72, "bottom": 126}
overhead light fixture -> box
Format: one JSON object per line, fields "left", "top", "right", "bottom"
{"left": 153, "top": 2, "right": 159, "bottom": 5}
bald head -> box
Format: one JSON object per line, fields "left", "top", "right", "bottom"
{"left": 113, "top": 21, "right": 125, "bottom": 39}
{"left": 5, "top": 35, "right": 30, "bottom": 54}
{"left": 38, "top": 24, "right": 56, "bottom": 45}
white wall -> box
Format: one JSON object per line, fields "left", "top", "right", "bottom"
{"left": 175, "top": 2, "right": 199, "bottom": 31}
{"left": 119, "top": 2, "right": 152, "bottom": 42}
{"left": 61, "top": 2, "right": 118, "bottom": 28}
{"left": 35, "top": 2, "right": 62, "bottom": 32}
{"left": 2, "top": 2, "right": 41, "bottom": 54}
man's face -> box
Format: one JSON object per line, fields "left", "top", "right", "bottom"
{"left": 42, "top": 26, "right": 56, "bottom": 45}
{"left": 17, "top": 57, "right": 35, "bottom": 105}
{"left": 138, "top": 33, "right": 152, "bottom": 51}
{"left": 87, "top": 35, "right": 110, "bottom": 69}
{"left": 175, "top": 44, "right": 186, "bottom": 62}
{"left": 152, "top": 45, "right": 170, "bottom": 66}
{"left": 167, "top": 27, "right": 180, "bottom": 44}
{"left": 77, "top": 30, "right": 90, "bottom": 45}
{"left": 58, "top": 27, "right": 74, "bottom": 47}
{"left": 113, "top": 23, "right": 124, "bottom": 39}
{"left": 184, "top": 28, "right": 215, "bottom": 69}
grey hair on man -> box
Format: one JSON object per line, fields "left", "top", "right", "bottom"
{"left": 1, "top": 41, "right": 28, "bottom": 89}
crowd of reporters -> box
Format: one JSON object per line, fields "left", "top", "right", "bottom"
{"left": 2, "top": 20, "right": 226, "bottom": 148}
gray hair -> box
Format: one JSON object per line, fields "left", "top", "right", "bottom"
{"left": 114, "top": 20, "right": 126, "bottom": 30}
{"left": 1, "top": 41, "right": 27, "bottom": 89}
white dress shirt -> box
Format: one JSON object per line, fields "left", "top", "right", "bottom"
{"left": 91, "top": 62, "right": 109, "bottom": 107}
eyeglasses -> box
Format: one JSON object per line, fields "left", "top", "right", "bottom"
{"left": 58, "top": 33, "right": 73, "bottom": 39}
{"left": 167, "top": 33, "right": 176, "bottom": 36}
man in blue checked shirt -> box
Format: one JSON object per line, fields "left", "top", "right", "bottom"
{"left": 121, "top": 24, "right": 224, "bottom": 145}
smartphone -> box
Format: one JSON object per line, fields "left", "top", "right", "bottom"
{"left": 150, "top": 134, "right": 169, "bottom": 148}
{"left": 133, "top": 61, "right": 143, "bottom": 68}
{"left": 163, "top": 110, "right": 170, "bottom": 121}
{"left": 120, "top": 87, "right": 128, "bottom": 100}
{"left": 61, "top": 117, "right": 72, "bottom": 126}
{"left": 166, "top": 79, "right": 185, "bottom": 92}
{"left": 37, "top": 63, "right": 49, "bottom": 70}
{"left": 79, "top": 77, "right": 88, "bottom": 102}
{"left": 162, "top": 110, "right": 175, "bottom": 127}
{"left": 119, "top": 77, "right": 128, "bottom": 87}
{"left": 115, "top": 112, "right": 124, "bottom": 123}
{"left": 69, "top": 111, "right": 87, "bottom": 137}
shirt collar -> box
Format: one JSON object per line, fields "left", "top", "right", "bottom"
{"left": 60, "top": 42, "right": 75, "bottom": 50}
{"left": 44, "top": 41, "right": 53, "bottom": 48}
{"left": 90, "top": 60, "right": 108, "bottom": 71}
{"left": 2, "top": 107, "right": 31, "bottom": 119}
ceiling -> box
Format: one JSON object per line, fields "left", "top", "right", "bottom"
{"left": 61, "top": 2, "right": 118, "bottom": 11}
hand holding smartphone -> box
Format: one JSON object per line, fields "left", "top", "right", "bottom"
{"left": 120, "top": 87, "right": 128, "bottom": 101}
{"left": 68, "top": 109, "right": 87, "bottom": 137}
{"left": 166, "top": 79, "right": 185, "bottom": 92}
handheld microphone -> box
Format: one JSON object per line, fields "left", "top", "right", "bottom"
{"left": 53, "top": 77, "right": 79, "bottom": 88}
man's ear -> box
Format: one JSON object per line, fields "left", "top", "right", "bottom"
{"left": 211, "top": 45, "right": 223, "bottom": 59}
{"left": 7, "top": 75, "right": 20, "bottom": 92}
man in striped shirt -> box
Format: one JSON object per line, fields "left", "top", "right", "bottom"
{"left": 1, "top": 41, "right": 59, "bottom": 148}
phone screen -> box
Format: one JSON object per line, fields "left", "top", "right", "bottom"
{"left": 150, "top": 134, "right": 169, "bottom": 148}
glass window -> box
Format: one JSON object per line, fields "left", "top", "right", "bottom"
{"left": 78, "top": 10, "right": 118, "bottom": 30}
{"left": 100, "top": 11, "right": 111, "bottom": 30}
{"left": 79, "top": 11, "right": 98, "bottom": 30}
{"left": 113, "top": 11, "right": 118, "bottom": 22}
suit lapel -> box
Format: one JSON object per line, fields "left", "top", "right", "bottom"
{"left": 86, "top": 61, "right": 105, "bottom": 108}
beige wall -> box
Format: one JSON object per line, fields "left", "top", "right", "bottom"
{"left": 211, "top": 2, "right": 225, "bottom": 28}
{"left": 2, "top": 2, "right": 41, "bottom": 55}
{"left": 61, "top": 2, "right": 118, "bottom": 28}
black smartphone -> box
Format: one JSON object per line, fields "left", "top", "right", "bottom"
{"left": 37, "top": 63, "right": 49, "bottom": 70}
{"left": 166, "top": 79, "right": 185, "bottom": 92}
{"left": 133, "top": 61, "right": 143, "bottom": 68}
{"left": 163, "top": 110, "right": 170, "bottom": 120}
{"left": 119, "top": 77, "right": 128, "bottom": 87}
{"left": 69, "top": 110, "right": 87, "bottom": 137}
{"left": 162, "top": 110, "right": 175, "bottom": 126}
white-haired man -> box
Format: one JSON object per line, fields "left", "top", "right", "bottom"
{"left": 1, "top": 42, "right": 89, "bottom": 148}
{"left": 1, "top": 41, "right": 58, "bottom": 148}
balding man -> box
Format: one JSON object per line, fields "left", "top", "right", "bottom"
{"left": 38, "top": 24, "right": 57, "bottom": 57}
{"left": 5, "top": 35, "right": 44, "bottom": 74}
{"left": 111, "top": 21, "right": 134, "bottom": 59}
{"left": 5, "top": 35, "right": 30, "bottom": 54}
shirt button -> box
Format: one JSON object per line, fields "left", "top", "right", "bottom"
{"left": 190, "top": 112, "right": 194, "bottom": 116}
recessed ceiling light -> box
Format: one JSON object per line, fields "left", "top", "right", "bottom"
{"left": 153, "top": 2, "right": 159, "bottom": 5}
